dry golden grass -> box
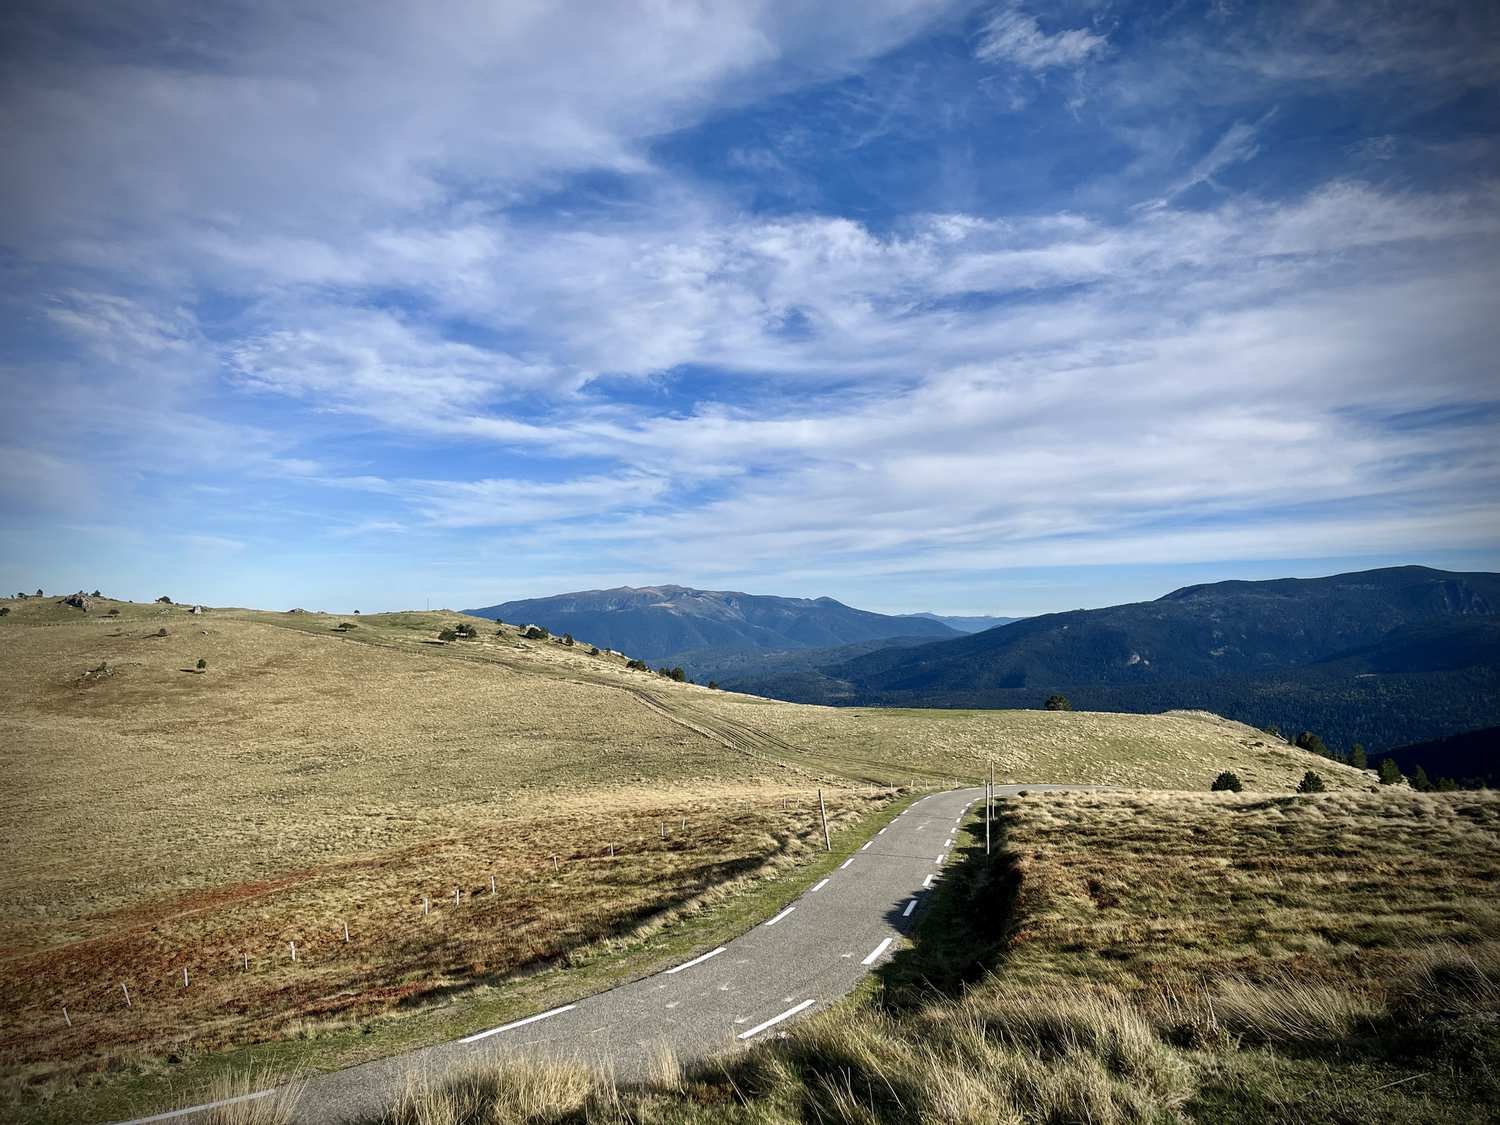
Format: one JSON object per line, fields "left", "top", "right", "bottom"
{"left": 359, "top": 788, "right": 1500, "bottom": 1124}
{"left": 0, "top": 593, "right": 1352, "bottom": 1116}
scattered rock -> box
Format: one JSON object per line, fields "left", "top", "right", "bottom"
{"left": 79, "top": 661, "right": 115, "bottom": 684}
{"left": 62, "top": 591, "right": 90, "bottom": 612}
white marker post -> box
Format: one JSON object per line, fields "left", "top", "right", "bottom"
{"left": 455, "top": 887, "right": 461, "bottom": 906}
{"left": 986, "top": 763, "right": 994, "bottom": 856}
{"left": 343, "top": 921, "right": 350, "bottom": 943}
{"left": 243, "top": 953, "right": 249, "bottom": 972}
{"left": 490, "top": 875, "right": 496, "bottom": 895}
{"left": 182, "top": 967, "right": 188, "bottom": 988}
{"left": 289, "top": 941, "right": 297, "bottom": 962}
{"left": 63, "top": 1006, "right": 72, "bottom": 1027}
{"left": 423, "top": 896, "right": 430, "bottom": 915}
{"left": 818, "top": 789, "right": 831, "bottom": 852}
{"left": 121, "top": 983, "right": 131, "bottom": 1008}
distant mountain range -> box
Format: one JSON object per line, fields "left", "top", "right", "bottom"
{"left": 899, "top": 612, "right": 1021, "bottom": 633}
{"left": 463, "top": 585, "right": 959, "bottom": 664}
{"left": 810, "top": 566, "right": 1500, "bottom": 751}
{"left": 466, "top": 568, "right": 1500, "bottom": 752}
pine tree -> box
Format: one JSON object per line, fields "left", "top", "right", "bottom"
{"left": 1211, "top": 771, "right": 1243, "bottom": 792}
{"left": 1296, "top": 770, "right": 1325, "bottom": 793}
{"left": 1411, "top": 765, "right": 1433, "bottom": 792}
{"left": 1349, "top": 743, "right": 1367, "bottom": 769}
{"left": 1378, "top": 758, "right": 1404, "bottom": 785}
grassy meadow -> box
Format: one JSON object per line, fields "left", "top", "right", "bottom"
{"left": 0, "top": 593, "right": 1366, "bottom": 1120}
{"left": 352, "top": 788, "right": 1500, "bottom": 1124}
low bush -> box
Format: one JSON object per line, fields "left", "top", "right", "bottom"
{"left": 195, "top": 658, "right": 208, "bottom": 670}
{"left": 437, "top": 628, "right": 457, "bottom": 642}
{"left": 1210, "top": 771, "right": 1243, "bottom": 792}
{"left": 1296, "top": 770, "right": 1325, "bottom": 793}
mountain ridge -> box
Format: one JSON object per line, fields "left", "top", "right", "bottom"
{"left": 464, "top": 584, "right": 960, "bottom": 664}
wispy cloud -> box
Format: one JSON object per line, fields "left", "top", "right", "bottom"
{"left": 975, "top": 5, "right": 1108, "bottom": 71}
{"left": 2, "top": 0, "right": 1497, "bottom": 611}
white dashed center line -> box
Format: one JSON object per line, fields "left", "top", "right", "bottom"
{"left": 737, "top": 998, "right": 815, "bottom": 1040}
{"left": 665, "top": 946, "right": 726, "bottom": 975}
{"left": 461, "top": 1004, "right": 577, "bottom": 1044}
{"left": 861, "top": 938, "right": 894, "bottom": 966}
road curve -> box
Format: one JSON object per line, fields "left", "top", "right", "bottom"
{"left": 115, "top": 785, "right": 1079, "bottom": 1125}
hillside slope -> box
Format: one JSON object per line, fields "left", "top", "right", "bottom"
{"left": 0, "top": 592, "right": 1361, "bottom": 1116}
{"left": 822, "top": 566, "right": 1500, "bottom": 750}
{"left": 463, "top": 584, "right": 958, "bottom": 664}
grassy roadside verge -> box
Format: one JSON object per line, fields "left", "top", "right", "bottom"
{"left": 17, "top": 791, "right": 924, "bottom": 1125}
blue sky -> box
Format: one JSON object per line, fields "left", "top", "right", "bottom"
{"left": 2, "top": 0, "right": 1498, "bottom": 616}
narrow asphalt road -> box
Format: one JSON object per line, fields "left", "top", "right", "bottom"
{"left": 116, "top": 784, "right": 1080, "bottom": 1125}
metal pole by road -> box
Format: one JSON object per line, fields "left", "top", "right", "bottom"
{"left": 986, "top": 763, "right": 994, "bottom": 855}
{"left": 818, "top": 788, "right": 831, "bottom": 852}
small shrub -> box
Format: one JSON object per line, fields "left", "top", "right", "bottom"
{"left": 1378, "top": 758, "right": 1404, "bottom": 785}
{"left": 107, "top": 608, "right": 120, "bottom": 616}
{"left": 1210, "top": 771, "right": 1243, "bottom": 792}
{"left": 707, "top": 680, "right": 719, "bottom": 690}
{"left": 156, "top": 595, "right": 173, "bottom": 604}
{"left": 0, "top": 607, "right": 8, "bottom": 617}
{"left": 1044, "top": 694, "right": 1071, "bottom": 711}
{"left": 1295, "top": 731, "right": 1330, "bottom": 758}
{"left": 196, "top": 657, "right": 208, "bottom": 670}
{"left": 1296, "top": 771, "right": 1325, "bottom": 793}
{"left": 91, "top": 589, "right": 102, "bottom": 598}
{"left": 626, "top": 658, "right": 649, "bottom": 671}
{"left": 523, "top": 625, "right": 547, "bottom": 640}
{"left": 437, "top": 628, "right": 457, "bottom": 642}
{"left": 35, "top": 588, "right": 43, "bottom": 597}
{"left": 453, "top": 623, "right": 477, "bottom": 639}
{"left": 669, "top": 666, "right": 686, "bottom": 682}
{"left": 562, "top": 633, "right": 574, "bottom": 646}
{"left": 588, "top": 646, "right": 600, "bottom": 656}
{"left": 156, "top": 627, "right": 169, "bottom": 638}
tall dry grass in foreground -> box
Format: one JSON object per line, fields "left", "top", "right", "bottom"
{"left": 363, "top": 789, "right": 1500, "bottom": 1124}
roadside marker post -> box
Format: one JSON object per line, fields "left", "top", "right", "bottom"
{"left": 818, "top": 789, "right": 831, "bottom": 852}
{"left": 62, "top": 1006, "right": 71, "bottom": 1027}
{"left": 121, "top": 983, "right": 131, "bottom": 1008}
{"left": 182, "top": 967, "right": 188, "bottom": 988}
{"left": 289, "top": 941, "right": 297, "bottom": 962}
{"left": 343, "top": 921, "right": 350, "bottom": 943}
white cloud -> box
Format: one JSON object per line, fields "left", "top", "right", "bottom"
{"left": 975, "top": 6, "right": 1108, "bottom": 71}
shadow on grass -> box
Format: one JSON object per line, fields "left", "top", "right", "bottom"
{"left": 874, "top": 803, "right": 1021, "bottom": 1012}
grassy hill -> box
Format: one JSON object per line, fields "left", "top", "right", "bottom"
{"left": 0, "top": 593, "right": 1363, "bottom": 1121}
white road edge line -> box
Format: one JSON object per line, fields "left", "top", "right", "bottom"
{"left": 839, "top": 858, "right": 855, "bottom": 870}
{"left": 112, "top": 1090, "right": 277, "bottom": 1125}
{"left": 665, "top": 946, "right": 726, "bottom": 975}
{"left": 811, "top": 878, "right": 831, "bottom": 892}
{"left": 860, "top": 841, "right": 871, "bottom": 851}
{"left": 737, "top": 998, "right": 815, "bottom": 1040}
{"left": 764, "top": 906, "right": 796, "bottom": 927}
{"left": 877, "top": 827, "right": 887, "bottom": 835}
{"left": 936, "top": 853, "right": 947, "bottom": 864}
{"left": 861, "top": 937, "right": 894, "bottom": 966}
{"left": 902, "top": 899, "right": 917, "bottom": 917}
{"left": 460, "top": 1004, "right": 577, "bottom": 1044}
{"left": 922, "top": 874, "right": 936, "bottom": 888}
{"left": 944, "top": 838, "right": 953, "bottom": 846}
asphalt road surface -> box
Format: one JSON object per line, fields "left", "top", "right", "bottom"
{"left": 116, "top": 784, "right": 1083, "bottom": 1125}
